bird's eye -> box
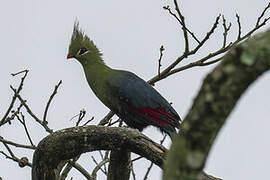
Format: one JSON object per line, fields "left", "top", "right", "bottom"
{"left": 77, "top": 48, "right": 89, "bottom": 56}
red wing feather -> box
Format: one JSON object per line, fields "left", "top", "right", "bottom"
{"left": 129, "top": 106, "right": 180, "bottom": 128}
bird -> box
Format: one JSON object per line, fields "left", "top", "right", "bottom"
{"left": 67, "top": 22, "right": 181, "bottom": 139}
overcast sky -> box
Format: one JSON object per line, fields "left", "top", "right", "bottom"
{"left": 1, "top": 0, "right": 270, "bottom": 179}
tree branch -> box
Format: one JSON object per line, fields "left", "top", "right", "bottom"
{"left": 31, "top": 126, "right": 166, "bottom": 180}
{"left": 31, "top": 125, "right": 221, "bottom": 180}
{"left": 164, "top": 29, "right": 270, "bottom": 179}
{"left": 158, "top": 45, "right": 165, "bottom": 77}
{"left": 173, "top": 0, "right": 189, "bottom": 53}
{"left": 222, "top": 15, "right": 232, "bottom": 48}
{"left": 14, "top": 93, "right": 53, "bottom": 134}
{"left": 0, "top": 70, "right": 28, "bottom": 126}
{"left": 236, "top": 13, "right": 242, "bottom": 40}
{"left": 0, "top": 136, "right": 36, "bottom": 150}
{"left": 98, "top": 111, "right": 114, "bottom": 126}
{"left": 91, "top": 158, "right": 109, "bottom": 180}
{"left": 107, "top": 149, "right": 131, "bottom": 180}
{"left": 43, "top": 80, "right": 62, "bottom": 124}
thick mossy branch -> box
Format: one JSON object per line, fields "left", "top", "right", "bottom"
{"left": 164, "top": 30, "right": 270, "bottom": 180}
{"left": 31, "top": 126, "right": 166, "bottom": 180}
{"left": 32, "top": 126, "right": 220, "bottom": 180}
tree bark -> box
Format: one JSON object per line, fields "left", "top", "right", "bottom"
{"left": 31, "top": 126, "right": 220, "bottom": 180}
{"left": 31, "top": 126, "right": 166, "bottom": 180}
{"left": 164, "top": 30, "right": 270, "bottom": 180}
{"left": 107, "top": 150, "right": 131, "bottom": 180}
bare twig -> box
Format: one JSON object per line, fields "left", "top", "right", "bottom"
{"left": 168, "top": 56, "right": 224, "bottom": 76}
{"left": 2, "top": 141, "right": 15, "bottom": 158}
{"left": 163, "top": 6, "right": 200, "bottom": 44}
{"left": 16, "top": 112, "right": 35, "bottom": 146}
{"left": 143, "top": 134, "right": 167, "bottom": 180}
{"left": 98, "top": 111, "right": 114, "bottom": 126}
{"left": 0, "top": 70, "right": 28, "bottom": 126}
{"left": 91, "top": 158, "right": 110, "bottom": 180}
{"left": 148, "top": 15, "right": 221, "bottom": 86}
{"left": 222, "top": 15, "right": 232, "bottom": 48}
{"left": 60, "top": 156, "right": 92, "bottom": 180}
{"left": 69, "top": 112, "right": 80, "bottom": 121}
{"left": 131, "top": 156, "right": 143, "bottom": 162}
{"left": 104, "top": 151, "right": 109, "bottom": 173}
{"left": 150, "top": 46, "right": 229, "bottom": 84}
{"left": 190, "top": 15, "right": 221, "bottom": 55}
{"left": 5, "top": 103, "right": 23, "bottom": 125}
{"left": 68, "top": 161, "right": 92, "bottom": 180}
{"left": 201, "top": 58, "right": 223, "bottom": 66}
{"left": 107, "top": 118, "right": 121, "bottom": 126}
{"left": 236, "top": 13, "right": 242, "bottom": 40}
{"left": 118, "top": 119, "right": 123, "bottom": 127}
{"left": 1, "top": 93, "right": 18, "bottom": 126}
{"left": 43, "top": 80, "right": 62, "bottom": 124}
{"left": 11, "top": 70, "right": 29, "bottom": 77}
{"left": 1, "top": 142, "right": 32, "bottom": 167}
{"left": 149, "top": 3, "right": 269, "bottom": 86}
{"left": 70, "top": 110, "right": 94, "bottom": 126}
{"left": 160, "top": 134, "right": 167, "bottom": 145}
{"left": 166, "top": 3, "right": 269, "bottom": 78}
{"left": 98, "top": 151, "right": 104, "bottom": 161}
{"left": 131, "top": 162, "right": 136, "bottom": 180}
{"left": 91, "top": 156, "right": 107, "bottom": 175}
{"left": 256, "top": 2, "right": 270, "bottom": 27}
{"left": 158, "top": 45, "right": 165, "bottom": 77}
{"left": 60, "top": 162, "right": 74, "bottom": 180}
{"left": 0, "top": 151, "right": 32, "bottom": 167}
{"left": 76, "top": 109, "right": 86, "bottom": 126}
{"left": 173, "top": 0, "right": 189, "bottom": 53}
{"left": 82, "top": 116, "right": 95, "bottom": 126}
{"left": 13, "top": 91, "right": 53, "bottom": 133}
{"left": 98, "top": 150, "right": 108, "bottom": 174}
{"left": 143, "top": 162, "right": 154, "bottom": 180}
{"left": 0, "top": 136, "right": 35, "bottom": 150}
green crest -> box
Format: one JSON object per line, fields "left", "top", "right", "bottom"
{"left": 67, "top": 21, "right": 102, "bottom": 61}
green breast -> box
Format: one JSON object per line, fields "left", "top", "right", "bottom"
{"left": 83, "top": 63, "right": 119, "bottom": 109}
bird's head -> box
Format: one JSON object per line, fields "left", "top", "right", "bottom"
{"left": 67, "top": 21, "right": 102, "bottom": 65}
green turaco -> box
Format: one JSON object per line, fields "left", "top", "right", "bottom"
{"left": 67, "top": 22, "right": 181, "bottom": 139}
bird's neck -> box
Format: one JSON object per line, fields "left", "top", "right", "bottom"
{"left": 82, "top": 56, "right": 112, "bottom": 96}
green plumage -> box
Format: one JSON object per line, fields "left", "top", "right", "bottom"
{"left": 68, "top": 22, "right": 114, "bottom": 106}
{"left": 67, "top": 22, "right": 181, "bottom": 138}
{"left": 68, "top": 22, "right": 103, "bottom": 63}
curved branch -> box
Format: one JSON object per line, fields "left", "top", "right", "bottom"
{"left": 92, "top": 158, "right": 109, "bottom": 180}
{"left": 31, "top": 126, "right": 166, "bottom": 180}
{"left": 164, "top": 30, "right": 270, "bottom": 179}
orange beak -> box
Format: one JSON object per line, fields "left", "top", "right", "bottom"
{"left": 66, "top": 54, "right": 74, "bottom": 59}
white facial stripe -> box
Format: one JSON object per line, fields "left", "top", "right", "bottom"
{"left": 76, "top": 48, "right": 90, "bottom": 56}
{"left": 80, "top": 50, "right": 90, "bottom": 56}
{"left": 76, "top": 49, "right": 81, "bottom": 56}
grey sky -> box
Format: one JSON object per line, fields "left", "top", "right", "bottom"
{"left": 0, "top": 0, "right": 269, "bottom": 179}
